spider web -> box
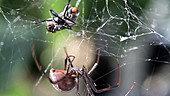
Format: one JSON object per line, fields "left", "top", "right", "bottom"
{"left": 1, "top": 0, "right": 170, "bottom": 96}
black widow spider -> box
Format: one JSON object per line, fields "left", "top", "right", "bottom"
{"left": 33, "top": 0, "right": 79, "bottom": 33}
{"left": 32, "top": 44, "right": 135, "bottom": 96}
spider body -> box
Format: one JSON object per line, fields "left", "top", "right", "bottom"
{"left": 33, "top": 0, "right": 79, "bottom": 33}
{"left": 32, "top": 44, "right": 135, "bottom": 96}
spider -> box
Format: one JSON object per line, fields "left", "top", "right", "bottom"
{"left": 33, "top": 0, "right": 79, "bottom": 33}
{"left": 32, "top": 45, "right": 135, "bottom": 96}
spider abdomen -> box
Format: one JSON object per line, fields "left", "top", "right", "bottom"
{"left": 57, "top": 77, "right": 76, "bottom": 91}
{"left": 50, "top": 68, "right": 76, "bottom": 91}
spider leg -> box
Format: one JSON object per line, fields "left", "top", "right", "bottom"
{"left": 33, "top": 18, "right": 53, "bottom": 24}
{"left": 33, "top": 9, "right": 61, "bottom": 24}
{"left": 116, "top": 57, "right": 120, "bottom": 86}
{"left": 64, "top": 47, "right": 74, "bottom": 67}
{"left": 64, "top": 47, "right": 77, "bottom": 75}
{"left": 83, "top": 88, "right": 88, "bottom": 96}
{"left": 64, "top": 55, "right": 75, "bottom": 77}
{"left": 88, "top": 49, "right": 100, "bottom": 75}
{"left": 83, "top": 57, "right": 120, "bottom": 93}
{"left": 75, "top": 71, "right": 81, "bottom": 96}
{"left": 82, "top": 75, "right": 95, "bottom": 96}
{"left": 49, "top": 9, "right": 63, "bottom": 20}
{"left": 64, "top": 55, "right": 75, "bottom": 70}
{"left": 83, "top": 58, "right": 135, "bottom": 95}
{"left": 85, "top": 71, "right": 135, "bottom": 96}
{"left": 125, "top": 82, "right": 136, "bottom": 96}
{"left": 63, "top": 0, "right": 71, "bottom": 17}
{"left": 85, "top": 73, "right": 114, "bottom": 93}
{"left": 31, "top": 44, "right": 53, "bottom": 83}
{"left": 64, "top": 16, "right": 76, "bottom": 24}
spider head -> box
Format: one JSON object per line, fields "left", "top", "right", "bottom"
{"left": 71, "top": 7, "right": 78, "bottom": 13}
{"left": 66, "top": 7, "right": 79, "bottom": 22}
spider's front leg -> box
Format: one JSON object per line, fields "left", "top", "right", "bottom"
{"left": 63, "top": 0, "right": 71, "bottom": 16}
{"left": 33, "top": 18, "right": 53, "bottom": 24}
{"left": 32, "top": 9, "right": 59, "bottom": 24}
{"left": 32, "top": 44, "right": 65, "bottom": 83}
